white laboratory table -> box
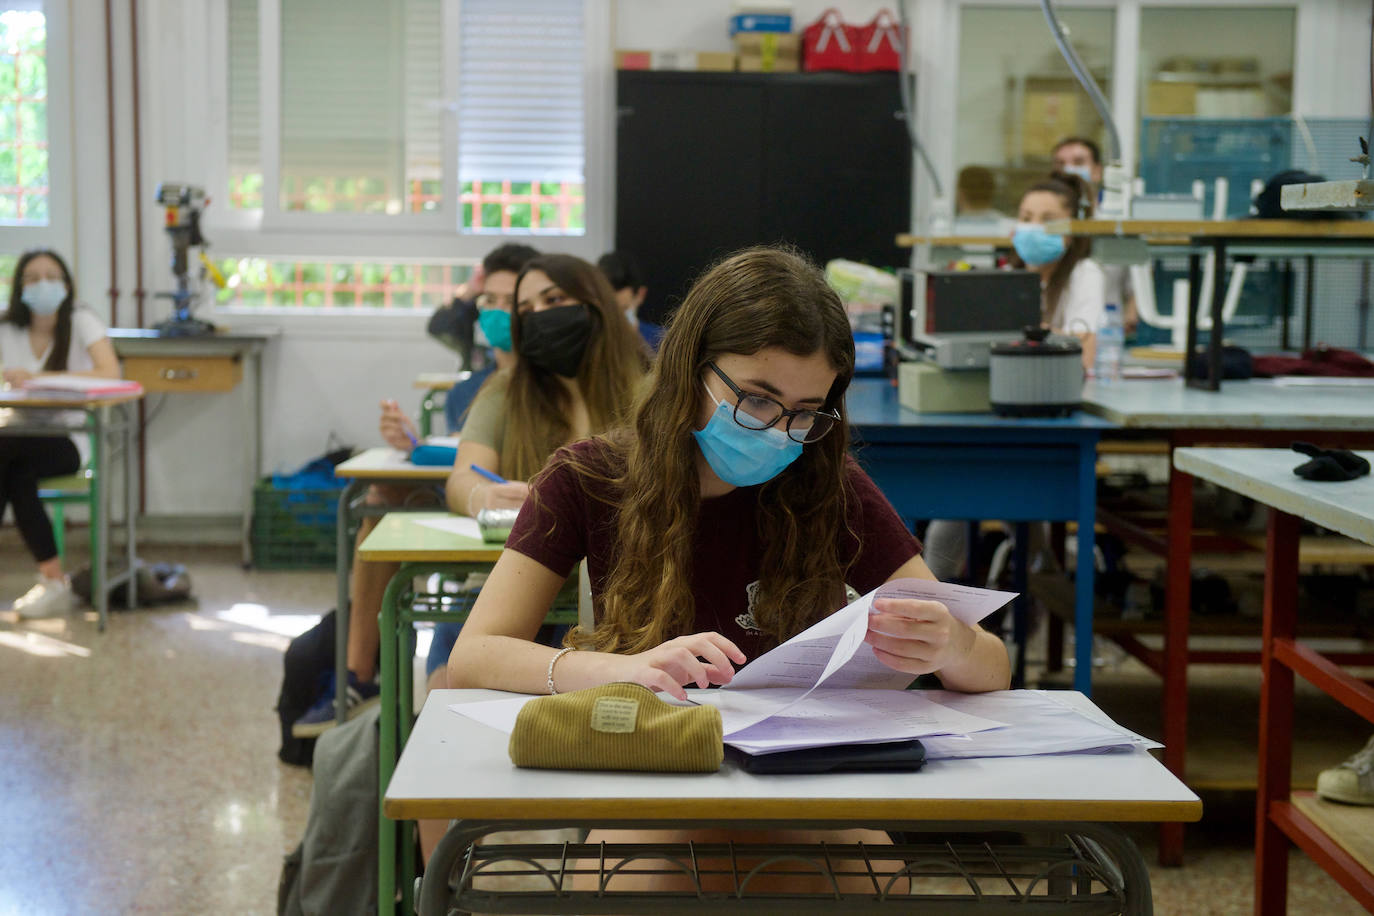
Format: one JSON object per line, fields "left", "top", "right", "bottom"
{"left": 1083, "top": 378, "right": 1374, "bottom": 865}
{"left": 1173, "top": 448, "right": 1374, "bottom": 915}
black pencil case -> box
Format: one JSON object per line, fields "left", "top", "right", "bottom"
{"left": 732, "top": 739, "right": 926, "bottom": 775}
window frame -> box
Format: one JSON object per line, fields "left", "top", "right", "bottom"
{"left": 202, "top": 0, "right": 611, "bottom": 316}
{"left": 0, "top": 0, "right": 73, "bottom": 257}
{"left": 917, "top": 0, "right": 1314, "bottom": 237}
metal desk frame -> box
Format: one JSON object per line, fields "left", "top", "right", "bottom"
{"left": 0, "top": 395, "right": 140, "bottom": 629}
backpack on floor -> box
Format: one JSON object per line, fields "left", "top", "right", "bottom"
{"left": 277, "top": 610, "right": 336, "bottom": 767}
{"left": 71, "top": 561, "right": 194, "bottom": 608}
{"left": 278, "top": 704, "right": 380, "bottom": 916}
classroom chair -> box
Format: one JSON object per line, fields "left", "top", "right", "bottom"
{"left": 37, "top": 467, "right": 94, "bottom": 562}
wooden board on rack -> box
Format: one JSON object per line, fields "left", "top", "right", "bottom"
{"left": 1292, "top": 791, "right": 1374, "bottom": 875}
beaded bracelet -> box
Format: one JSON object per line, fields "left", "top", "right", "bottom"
{"left": 546, "top": 646, "right": 577, "bottom": 695}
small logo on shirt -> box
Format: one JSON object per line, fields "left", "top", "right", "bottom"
{"left": 736, "top": 581, "right": 763, "bottom": 633}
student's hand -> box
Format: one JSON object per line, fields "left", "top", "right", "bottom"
{"left": 864, "top": 597, "right": 976, "bottom": 676}
{"left": 611, "top": 633, "right": 748, "bottom": 701}
{"left": 472, "top": 480, "right": 530, "bottom": 513}
{"left": 3, "top": 368, "right": 35, "bottom": 387}
{"left": 378, "top": 399, "right": 419, "bottom": 452}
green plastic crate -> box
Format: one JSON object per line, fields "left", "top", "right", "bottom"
{"left": 251, "top": 479, "right": 344, "bottom": 569}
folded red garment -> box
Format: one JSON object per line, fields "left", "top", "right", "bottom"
{"left": 1251, "top": 345, "right": 1374, "bottom": 378}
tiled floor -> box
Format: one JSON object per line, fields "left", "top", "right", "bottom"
{"left": 0, "top": 536, "right": 1369, "bottom": 914}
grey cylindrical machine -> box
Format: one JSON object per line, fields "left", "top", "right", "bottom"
{"left": 989, "top": 328, "right": 1083, "bottom": 417}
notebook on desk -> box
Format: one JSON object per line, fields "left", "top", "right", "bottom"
{"left": 21, "top": 374, "right": 143, "bottom": 397}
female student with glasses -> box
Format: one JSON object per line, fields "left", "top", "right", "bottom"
{"left": 447, "top": 246, "right": 1010, "bottom": 891}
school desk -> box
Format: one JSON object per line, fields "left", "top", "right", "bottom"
{"left": 357, "top": 511, "right": 581, "bottom": 916}
{"left": 331, "top": 448, "right": 455, "bottom": 724}
{"left": 0, "top": 388, "right": 143, "bottom": 630}
{"left": 1172, "top": 447, "right": 1374, "bottom": 915}
{"left": 412, "top": 371, "right": 465, "bottom": 437}
{"left": 108, "top": 328, "right": 276, "bottom": 565}
{"left": 844, "top": 378, "right": 1115, "bottom": 694}
{"left": 392, "top": 687, "right": 1201, "bottom": 916}
{"left": 1085, "top": 378, "right": 1374, "bottom": 866}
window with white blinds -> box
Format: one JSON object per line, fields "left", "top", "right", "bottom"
{"left": 222, "top": 0, "right": 587, "bottom": 233}
{"left": 226, "top": 0, "right": 260, "bottom": 208}
{"left": 278, "top": 0, "right": 441, "bottom": 213}
{"left": 457, "top": 0, "right": 583, "bottom": 185}
{"left": 458, "top": 0, "right": 585, "bottom": 234}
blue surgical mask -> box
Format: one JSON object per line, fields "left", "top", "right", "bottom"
{"left": 1061, "top": 164, "right": 1095, "bottom": 187}
{"left": 21, "top": 279, "right": 67, "bottom": 316}
{"left": 1012, "top": 223, "right": 1066, "bottom": 267}
{"left": 476, "top": 308, "right": 512, "bottom": 352}
{"left": 692, "top": 387, "right": 803, "bottom": 488}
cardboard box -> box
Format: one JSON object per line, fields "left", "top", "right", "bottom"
{"left": 696, "top": 51, "right": 737, "bottom": 72}
{"left": 898, "top": 361, "right": 991, "bottom": 413}
{"left": 1146, "top": 81, "right": 1197, "bottom": 116}
{"left": 1019, "top": 89, "right": 1079, "bottom": 158}
{"left": 735, "top": 32, "right": 799, "bottom": 73}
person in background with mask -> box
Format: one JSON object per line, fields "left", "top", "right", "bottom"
{"left": 447, "top": 246, "right": 1008, "bottom": 893}
{"left": 0, "top": 249, "right": 121, "bottom": 618}
{"left": 1051, "top": 136, "right": 1136, "bottom": 334}
{"left": 597, "top": 250, "right": 661, "bottom": 350}
{"left": 292, "top": 243, "right": 539, "bottom": 737}
{"left": 1010, "top": 173, "right": 1106, "bottom": 370}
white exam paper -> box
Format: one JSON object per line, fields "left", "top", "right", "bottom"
{"left": 415, "top": 516, "right": 484, "bottom": 540}
{"left": 702, "top": 688, "right": 1006, "bottom": 754}
{"left": 449, "top": 579, "right": 1021, "bottom": 748}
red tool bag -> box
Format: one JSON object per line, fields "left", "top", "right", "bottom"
{"left": 856, "top": 9, "right": 904, "bottom": 72}
{"left": 802, "top": 8, "right": 859, "bottom": 72}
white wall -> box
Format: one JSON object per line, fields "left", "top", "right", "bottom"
{"left": 59, "top": 0, "right": 1374, "bottom": 526}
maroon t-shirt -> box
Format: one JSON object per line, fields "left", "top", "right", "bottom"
{"left": 506, "top": 439, "right": 922, "bottom": 662}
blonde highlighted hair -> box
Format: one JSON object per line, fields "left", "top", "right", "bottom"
{"left": 496, "top": 254, "right": 648, "bottom": 480}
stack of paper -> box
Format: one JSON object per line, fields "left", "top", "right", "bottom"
{"left": 450, "top": 578, "right": 1156, "bottom": 759}
{"left": 21, "top": 375, "right": 143, "bottom": 397}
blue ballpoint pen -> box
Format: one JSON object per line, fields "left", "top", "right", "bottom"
{"left": 469, "top": 464, "right": 509, "bottom": 485}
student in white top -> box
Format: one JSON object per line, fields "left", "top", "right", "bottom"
{"left": 0, "top": 250, "right": 120, "bottom": 618}
{"left": 1009, "top": 173, "right": 1106, "bottom": 369}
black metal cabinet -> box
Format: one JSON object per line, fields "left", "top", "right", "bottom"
{"left": 615, "top": 71, "right": 911, "bottom": 326}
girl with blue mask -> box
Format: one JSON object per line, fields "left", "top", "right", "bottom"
{"left": 448, "top": 245, "right": 1011, "bottom": 896}
{"left": 1012, "top": 175, "right": 1107, "bottom": 369}
{"left": 1, "top": 249, "right": 122, "bottom": 619}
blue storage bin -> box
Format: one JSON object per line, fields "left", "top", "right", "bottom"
{"left": 730, "top": 13, "right": 792, "bottom": 34}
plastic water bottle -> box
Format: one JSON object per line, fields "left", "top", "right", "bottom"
{"left": 1095, "top": 302, "right": 1124, "bottom": 383}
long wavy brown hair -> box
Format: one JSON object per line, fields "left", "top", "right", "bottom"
{"left": 1011, "top": 172, "right": 1095, "bottom": 327}
{"left": 496, "top": 254, "right": 648, "bottom": 480}
{"left": 562, "top": 245, "right": 856, "bottom": 654}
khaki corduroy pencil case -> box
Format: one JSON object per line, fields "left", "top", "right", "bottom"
{"left": 508, "top": 682, "right": 723, "bottom": 772}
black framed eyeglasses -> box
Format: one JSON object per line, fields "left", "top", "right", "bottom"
{"left": 706, "top": 362, "right": 840, "bottom": 444}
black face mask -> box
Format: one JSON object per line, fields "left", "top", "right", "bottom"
{"left": 518, "top": 304, "right": 597, "bottom": 377}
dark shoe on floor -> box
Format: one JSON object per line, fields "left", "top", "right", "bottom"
{"left": 290, "top": 672, "right": 380, "bottom": 739}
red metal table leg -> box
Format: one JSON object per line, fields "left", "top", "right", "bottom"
{"left": 1159, "top": 456, "right": 1194, "bottom": 866}
{"left": 1256, "top": 508, "right": 1300, "bottom": 916}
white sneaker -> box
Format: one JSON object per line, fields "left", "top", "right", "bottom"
{"left": 13, "top": 576, "right": 78, "bottom": 619}
{"left": 1316, "top": 735, "right": 1374, "bottom": 806}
